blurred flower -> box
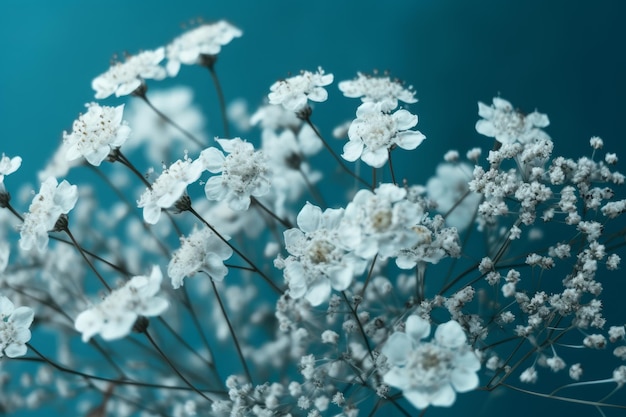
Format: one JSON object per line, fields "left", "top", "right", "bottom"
{"left": 165, "top": 20, "right": 242, "bottom": 76}
{"left": 0, "top": 295, "right": 34, "bottom": 358}
{"left": 475, "top": 97, "right": 549, "bottom": 144}
{"left": 19, "top": 177, "right": 78, "bottom": 252}
{"left": 382, "top": 316, "right": 480, "bottom": 409}
{"left": 268, "top": 68, "right": 333, "bottom": 112}
{"left": 168, "top": 226, "right": 233, "bottom": 289}
{"left": 0, "top": 153, "right": 21, "bottom": 194}
{"left": 338, "top": 72, "right": 417, "bottom": 111}
{"left": 92, "top": 48, "right": 166, "bottom": 99}
{"left": 200, "top": 138, "right": 270, "bottom": 211}
{"left": 427, "top": 162, "right": 481, "bottom": 231}
{"left": 63, "top": 103, "right": 131, "bottom": 166}
{"left": 74, "top": 266, "right": 168, "bottom": 342}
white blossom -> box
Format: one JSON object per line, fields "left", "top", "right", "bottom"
{"left": 0, "top": 295, "right": 34, "bottom": 358}
{"left": 339, "top": 183, "right": 423, "bottom": 260}
{"left": 342, "top": 102, "right": 425, "bottom": 168}
{"left": 338, "top": 72, "right": 417, "bottom": 110}
{"left": 268, "top": 68, "right": 333, "bottom": 112}
{"left": 20, "top": 177, "right": 79, "bottom": 252}
{"left": 0, "top": 153, "right": 21, "bottom": 194}
{"left": 276, "top": 203, "right": 366, "bottom": 306}
{"left": 137, "top": 155, "right": 204, "bottom": 224}
{"left": 63, "top": 103, "right": 131, "bottom": 166}
{"left": 475, "top": 97, "right": 550, "bottom": 144}
{"left": 168, "top": 226, "right": 233, "bottom": 289}
{"left": 382, "top": 316, "right": 480, "bottom": 409}
{"left": 166, "top": 21, "right": 242, "bottom": 76}
{"left": 200, "top": 138, "right": 270, "bottom": 211}
{"left": 74, "top": 266, "right": 168, "bottom": 342}
{"left": 92, "top": 48, "right": 166, "bottom": 99}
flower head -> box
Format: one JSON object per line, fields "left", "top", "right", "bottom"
{"left": 63, "top": 103, "right": 131, "bottom": 166}
{"left": 268, "top": 68, "right": 334, "bottom": 112}
{"left": 0, "top": 153, "right": 22, "bottom": 195}
{"left": 20, "top": 177, "right": 79, "bottom": 252}
{"left": 339, "top": 183, "right": 424, "bottom": 259}
{"left": 276, "top": 203, "right": 366, "bottom": 306}
{"left": 382, "top": 316, "right": 480, "bottom": 409}
{"left": 137, "top": 155, "right": 204, "bottom": 224}
{"left": 168, "top": 226, "right": 233, "bottom": 289}
{"left": 0, "top": 295, "right": 34, "bottom": 358}
{"left": 200, "top": 138, "right": 271, "bottom": 211}
{"left": 74, "top": 266, "right": 168, "bottom": 342}
{"left": 92, "top": 48, "right": 166, "bottom": 99}
{"left": 475, "top": 97, "right": 550, "bottom": 144}
{"left": 165, "top": 21, "right": 242, "bottom": 76}
{"left": 342, "top": 102, "right": 425, "bottom": 168}
{"left": 338, "top": 72, "right": 417, "bottom": 110}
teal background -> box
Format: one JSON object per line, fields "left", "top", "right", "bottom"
{"left": 1, "top": 0, "right": 625, "bottom": 416}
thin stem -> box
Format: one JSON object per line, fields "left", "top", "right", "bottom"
{"left": 142, "top": 330, "right": 213, "bottom": 403}
{"left": 205, "top": 60, "right": 230, "bottom": 138}
{"left": 134, "top": 89, "right": 205, "bottom": 147}
{"left": 303, "top": 113, "right": 372, "bottom": 189}
{"left": 387, "top": 148, "right": 397, "bottom": 185}
{"left": 251, "top": 196, "right": 292, "bottom": 229}
{"left": 62, "top": 224, "right": 112, "bottom": 292}
{"left": 187, "top": 205, "right": 283, "bottom": 295}
{"left": 209, "top": 274, "right": 253, "bottom": 383}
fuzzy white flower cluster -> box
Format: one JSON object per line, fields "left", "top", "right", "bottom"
{"left": 338, "top": 71, "right": 417, "bottom": 110}
{"left": 165, "top": 20, "right": 242, "bottom": 76}
{"left": 342, "top": 101, "right": 425, "bottom": 168}
{"left": 137, "top": 155, "right": 204, "bottom": 224}
{"left": 19, "top": 177, "right": 78, "bottom": 252}
{"left": 268, "top": 68, "right": 334, "bottom": 112}
{"left": 0, "top": 295, "right": 34, "bottom": 358}
{"left": 168, "top": 226, "right": 234, "bottom": 289}
{"left": 92, "top": 48, "right": 167, "bottom": 99}
{"left": 63, "top": 103, "right": 131, "bottom": 166}
{"left": 275, "top": 203, "right": 367, "bottom": 306}
{"left": 475, "top": 97, "right": 550, "bottom": 144}
{"left": 200, "top": 138, "right": 271, "bottom": 211}
{"left": 74, "top": 266, "right": 168, "bottom": 342}
{"left": 382, "top": 315, "right": 480, "bottom": 409}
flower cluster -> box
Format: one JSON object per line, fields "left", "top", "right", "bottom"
{"left": 0, "top": 18, "right": 625, "bottom": 417}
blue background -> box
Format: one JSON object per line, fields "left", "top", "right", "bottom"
{"left": 1, "top": 0, "right": 625, "bottom": 416}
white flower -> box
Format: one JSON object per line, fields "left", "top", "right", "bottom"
{"left": 168, "top": 226, "right": 233, "bottom": 289}
{"left": 382, "top": 316, "right": 480, "bottom": 409}
{"left": 92, "top": 48, "right": 167, "bottom": 99}
{"left": 0, "top": 153, "right": 22, "bottom": 194}
{"left": 165, "top": 21, "right": 242, "bottom": 76}
{"left": 342, "top": 102, "right": 425, "bottom": 168}
{"left": 63, "top": 103, "right": 131, "bottom": 166}
{"left": 74, "top": 266, "right": 168, "bottom": 342}
{"left": 137, "top": 155, "right": 204, "bottom": 224}
{"left": 200, "top": 138, "right": 270, "bottom": 211}
{"left": 339, "top": 183, "right": 423, "bottom": 260}
{"left": 426, "top": 162, "right": 481, "bottom": 231}
{"left": 0, "top": 295, "right": 34, "bottom": 358}
{"left": 475, "top": 97, "right": 550, "bottom": 144}
{"left": 276, "top": 203, "right": 366, "bottom": 306}
{"left": 268, "top": 68, "right": 334, "bottom": 112}
{"left": 20, "top": 177, "right": 79, "bottom": 252}
{"left": 338, "top": 72, "right": 417, "bottom": 110}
